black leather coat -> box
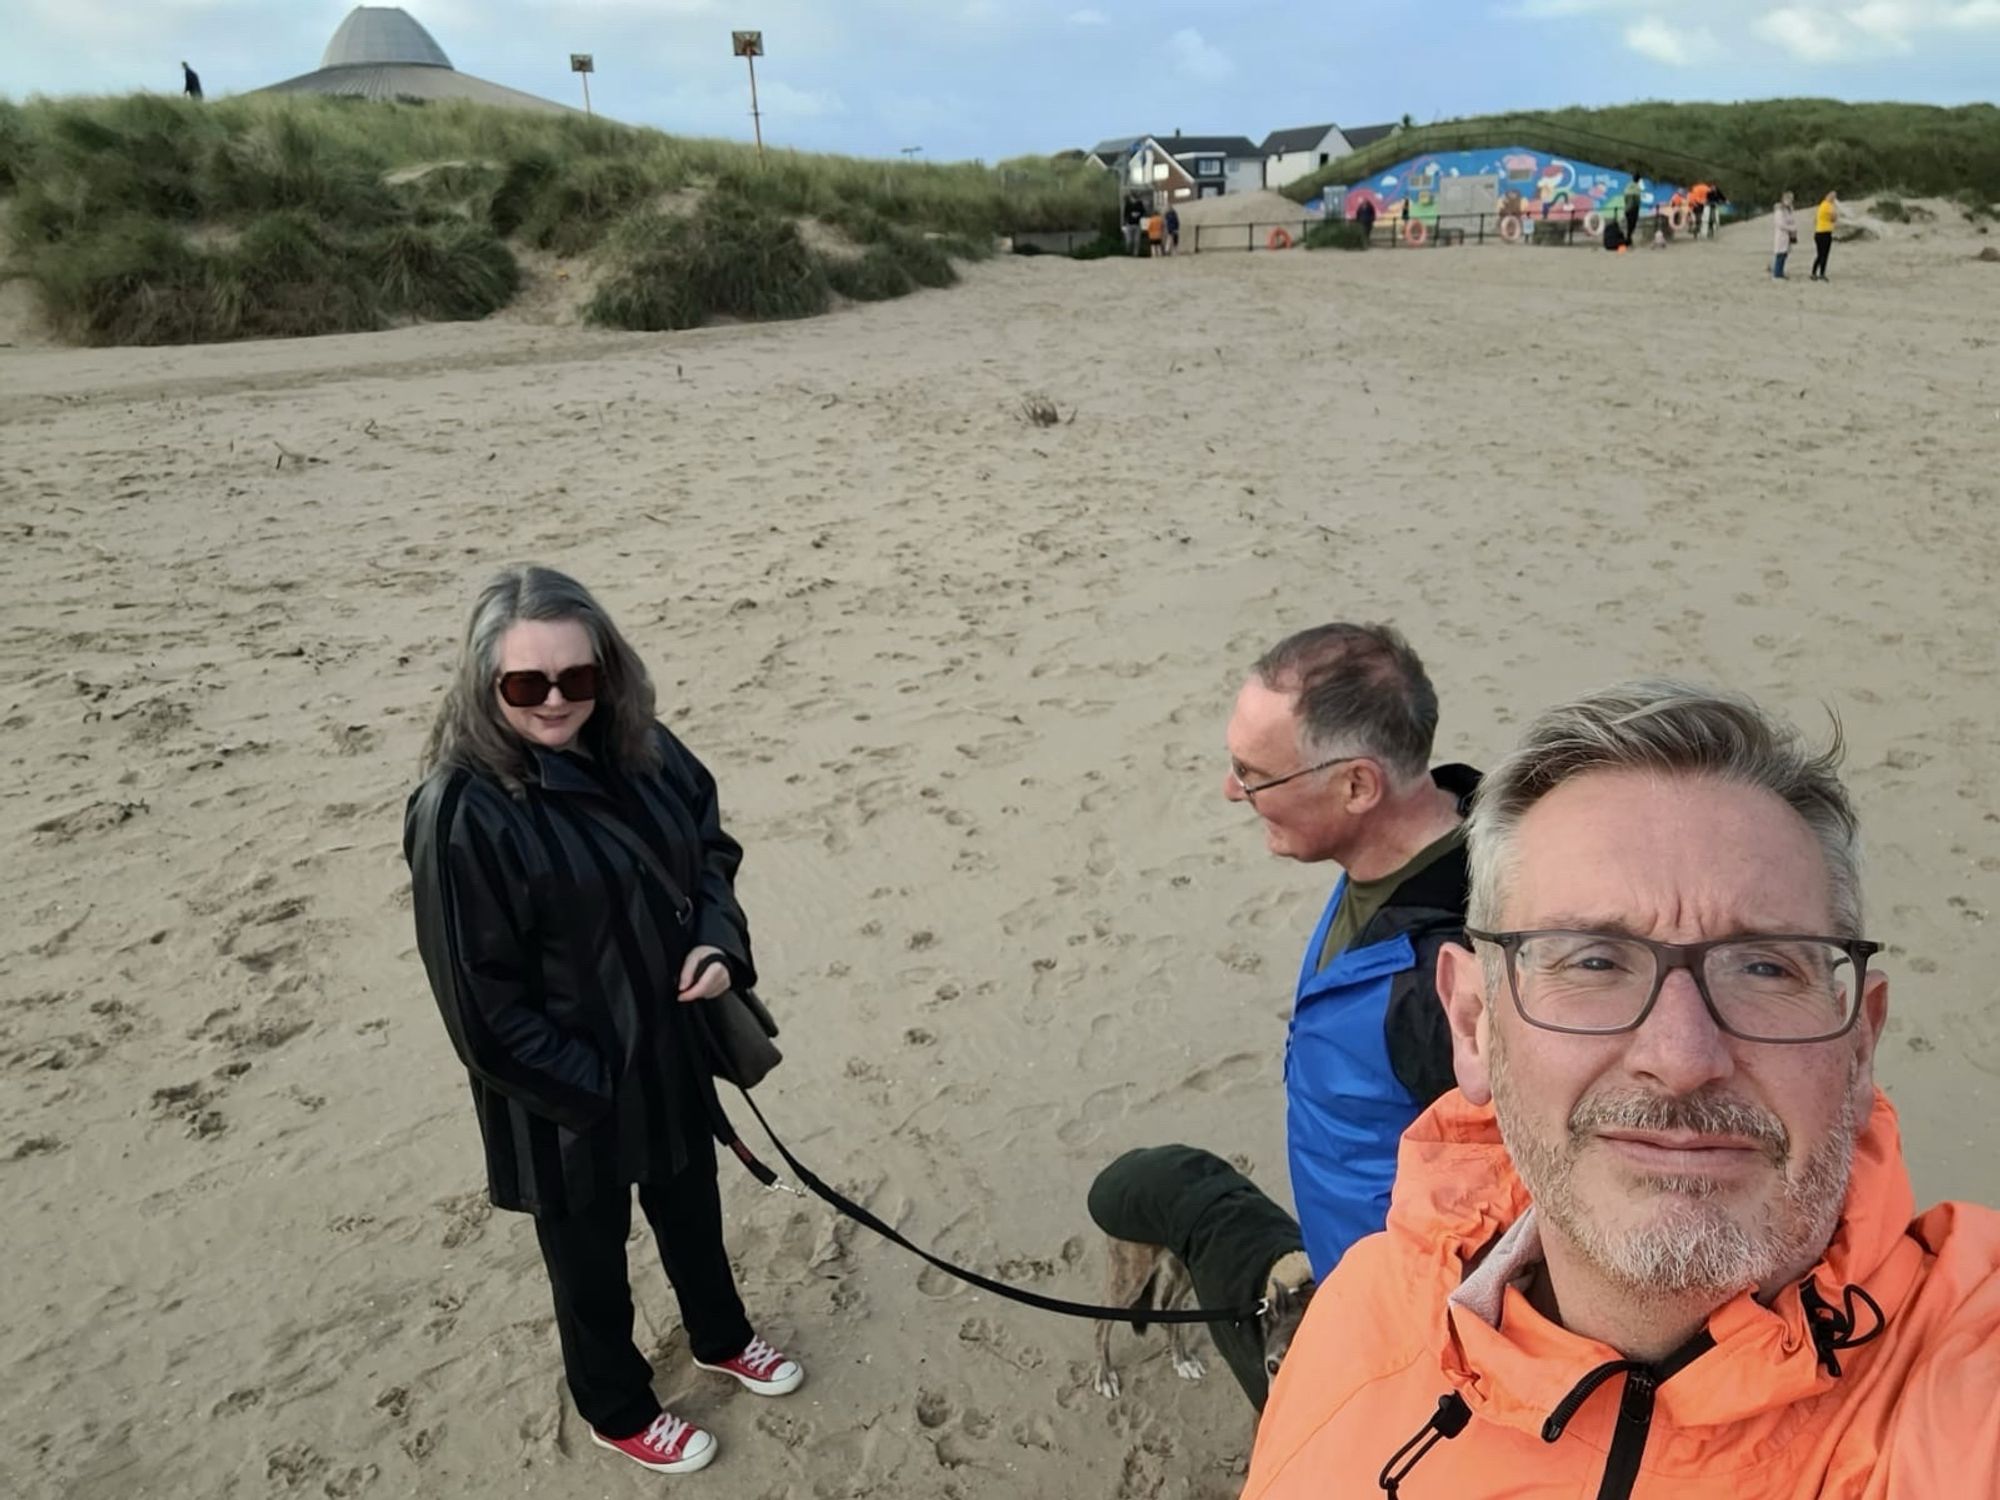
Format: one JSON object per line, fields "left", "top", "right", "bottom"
{"left": 404, "top": 725, "right": 755, "bottom": 1217}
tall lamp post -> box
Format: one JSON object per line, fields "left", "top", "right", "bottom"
{"left": 732, "top": 31, "right": 765, "bottom": 159}
{"left": 569, "top": 53, "right": 594, "bottom": 116}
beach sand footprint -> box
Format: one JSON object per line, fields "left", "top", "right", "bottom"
{"left": 1057, "top": 1082, "right": 1135, "bottom": 1148}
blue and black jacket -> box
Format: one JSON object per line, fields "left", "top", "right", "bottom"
{"left": 1285, "top": 764, "right": 1478, "bottom": 1279}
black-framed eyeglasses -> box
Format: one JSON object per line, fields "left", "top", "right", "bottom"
{"left": 1464, "top": 928, "right": 1880, "bottom": 1045}
{"left": 1228, "top": 754, "right": 1366, "bottom": 798}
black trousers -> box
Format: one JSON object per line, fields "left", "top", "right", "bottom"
{"left": 1624, "top": 204, "right": 1640, "bottom": 238}
{"left": 1812, "top": 231, "right": 1833, "bottom": 278}
{"left": 532, "top": 1141, "right": 753, "bottom": 1439}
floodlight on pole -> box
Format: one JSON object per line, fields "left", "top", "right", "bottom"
{"left": 732, "top": 30, "right": 765, "bottom": 159}
{"left": 569, "top": 53, "right": 594, "bottom": 116}
{"left": 900, "top": 146, "right": 922, "bottom": 163}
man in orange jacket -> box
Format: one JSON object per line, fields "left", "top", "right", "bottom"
{"left": 1244, "top": 680, "right": 2000, "bottom": 1499}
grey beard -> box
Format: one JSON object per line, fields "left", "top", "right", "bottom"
{"left": 1491, "top": 1030, "right": 1861, "bottom": 1297}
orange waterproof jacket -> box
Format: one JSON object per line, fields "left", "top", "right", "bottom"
{"left": 1244, "top": 1090, "right": 2000, "bottom": 1499}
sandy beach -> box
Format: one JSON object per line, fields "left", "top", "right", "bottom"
{"left": 4, "top": 213, "right": 1998, "bottom": 1499}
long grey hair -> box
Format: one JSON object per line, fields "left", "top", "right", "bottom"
{"left": 422, "top": 565, "right": 663, "bottom": 793}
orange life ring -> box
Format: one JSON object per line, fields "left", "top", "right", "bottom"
{"left": 1499, "top": 216, "right": 1523, "bottom": 243}
{"left": 1402, "top": 218, "right": 1428, "bottom": 247}
{"left": 1666, "top": 205, "right": 1689, "bottom": 233}
{"left": 1267, "top": 227, "right": 1293, "bottom": 251}
{"left": 1582, "top": 210, "right": 1604, "bottom": 237}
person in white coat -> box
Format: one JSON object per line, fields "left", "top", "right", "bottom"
{"left": 1772, "top": 191, "right": 1798, "bottom": 280}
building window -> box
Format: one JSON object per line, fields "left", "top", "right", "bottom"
{"left": 1196, "top": 159, "right": 1221, "bottom": 177}
{"left": 1319, "top": 153, "right": 1330, "bottom": 165}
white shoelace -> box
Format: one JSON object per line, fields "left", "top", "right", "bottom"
{"left": 738, "top": 1336, "right": 785, "bottom": 1376}
{"left": 641, "top": 1413, "right": 692, "bottom": 1454}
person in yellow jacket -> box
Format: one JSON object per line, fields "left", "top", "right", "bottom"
{"left": 1812, "top": 190, "right": 1839, "bottom": 281}
{"left": 1244, "top": 680, "right": 2000, "bottom": 1500}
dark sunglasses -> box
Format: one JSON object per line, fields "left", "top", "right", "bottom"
{"left": 496, "top": 665, "right": 600, "bottom": 708}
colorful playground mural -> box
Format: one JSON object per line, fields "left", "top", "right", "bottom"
{"left": 1313, "top": 146, "right": 1690, "bottom": 227}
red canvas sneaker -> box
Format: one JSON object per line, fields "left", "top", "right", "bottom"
{"left": 695, "top": 1334, "right": 804, "bottom": 1396}
{"left": 590, "top": 1411, "right": 716, "bottom": 1473}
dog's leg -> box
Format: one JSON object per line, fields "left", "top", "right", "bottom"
{"left": 1158, "top": 1257, "right": 1207, "bottom": 1383}
{"left": 1094, "top": 1238, "right": 1159, "bottom": 1399}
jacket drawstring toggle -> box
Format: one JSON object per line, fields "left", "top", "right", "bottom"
{"left": 1378, "top": 1391, "right": 1471, "bottom": 1495}
{"left": 1801, "top": 1278, "right": 1886, "bottom": 1377}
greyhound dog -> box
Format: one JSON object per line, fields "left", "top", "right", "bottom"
{"left": 1086, "top": 1144, "right": 1316, "bottom": 1406}
{"left": 1092, "top": 1240, "right": 1315, "bottom": 1399}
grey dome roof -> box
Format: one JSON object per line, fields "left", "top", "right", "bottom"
{"left": 320, "top": 7, "right": 452, "bottom": 70}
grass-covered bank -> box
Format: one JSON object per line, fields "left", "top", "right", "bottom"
{"left": 0, "top": 92, "right": 1113, "bottom": 345}
{"left": 1282, "top": 100, "right": 2000, "bottom": 213}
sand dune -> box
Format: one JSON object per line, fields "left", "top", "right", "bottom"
{"left": 4, "top": 215, "right": 1998, "bottom": 1499}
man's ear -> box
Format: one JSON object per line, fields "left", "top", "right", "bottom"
{"left": 1436, "top": 940, "right": 1494, "bottom": 1106}
{"left": 1342, "top": 759, "right": 1388, "bottom": 815}
{"left": 1852, "top": 966, "right": 1891, "bottom": 1104}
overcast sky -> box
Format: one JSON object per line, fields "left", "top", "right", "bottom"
{"left": 7, "top": 0, "right": 1998, "bottom": 160}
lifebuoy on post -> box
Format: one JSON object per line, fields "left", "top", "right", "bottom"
{"left": 1499, "top": 216, "right": 1523, "bottom": 244}
{"left": 1582, "top": 210, "right": 1603, "bottom": 237}
{"left": 1402, "top": 218, "right": 1428, "bottom": 247}
{"left": 1267, "top": 227, "right": 1293, "bottom": 251}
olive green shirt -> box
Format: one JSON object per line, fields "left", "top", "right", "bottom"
{"left": 1316, "top": 823, "right": 1468, "bottom": 972}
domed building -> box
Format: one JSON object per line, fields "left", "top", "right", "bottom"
{"left": 256, "top": 6, "right": 573, "bottom": 114}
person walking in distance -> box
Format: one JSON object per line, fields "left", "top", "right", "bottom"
{"left": 1811, "top": 191, "right": 1839, "bottom": 281}
{"left": 1621, "top": 176, "right": 1642, "bottom": 244}
{"left": 1164, "top": 203, "right": 1181, "bottom": 255}
{"left": 181, "top": 60, "right": 202, "bottom": 100}
{"left": 1772, "top": 191, "right": 1798, "bottom": 279}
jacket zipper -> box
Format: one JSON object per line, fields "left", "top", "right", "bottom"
{"left": 1540, "top": 1331, "right": 1712, "bottom": 1500}
{"left": 1594, "top": 1369, "right": 1656, "bottom": 1500}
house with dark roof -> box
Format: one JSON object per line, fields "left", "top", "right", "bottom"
{"left": 1085, "top": 136, "right": 1141, "bottom": 171}
{"left": 1114, "top": 132, "right": 1264, "bottom": 201}
{"left": 1341, "top": 122, "right": 1402, "bottom": 153}
{"left": 1260, "top": 124, "right": 1353, "bottom": 190}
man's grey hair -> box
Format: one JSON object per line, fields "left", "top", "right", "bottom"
{"left": 1467, "top": 680, "right": 1863, "bottom": 936}
{"left": 1253, "top": 623, "right": 1438, "bottom": 786}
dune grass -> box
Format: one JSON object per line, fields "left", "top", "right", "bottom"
{"left": 1282, "top": 100, "right": 2000, "bottom": 211}
{"left": 0, "top": 91, "right": 1111, "bottom": 345}
{"left": 1304, "top": 220, "right": 1370, "bottom": 250}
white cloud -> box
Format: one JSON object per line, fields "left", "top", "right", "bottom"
{"left": 1165, "top": 26, "right": 1233, "bottom": 80}
{"left": 1623, "top": 15, "right": 1718, "bottom": 61}
{"left": 1066, "top": 6, "right": 1110, "bottom": 23}
{"left": 1945, "top": 0, "right": 2000, "bottom": 24}
{"left": 1844, "top": 0, "right": 1920, "bottom": 45}
{"left": 1754, "top": 5, "right": 1857, "bottom": 57}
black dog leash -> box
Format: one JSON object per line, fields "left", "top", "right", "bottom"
{"left": 727, "top": 1085, "right": 1265, "bottom": 1327}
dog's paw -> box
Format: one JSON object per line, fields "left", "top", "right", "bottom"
{"left": 1092, "top": 1367, "right": 1121, "bottom": 1400}
{"left": 1173, "top": 1354, "right": 1207, "bottom": 1383}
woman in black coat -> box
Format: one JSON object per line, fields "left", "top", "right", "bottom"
{"left": 404, "top": 565, "right": 801, "bottom": 1477}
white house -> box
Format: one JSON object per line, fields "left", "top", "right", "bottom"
{"left": 1259, "top": 121, "right": 1404, "bottom": 191}
{"left": 1259, "top": 125, "right": 1352, "bottom": 191}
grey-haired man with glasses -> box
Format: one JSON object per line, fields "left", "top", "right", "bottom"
{"left": 1222, "top": 623, "right": 1478, "bottom": 1278}
{"left": 1243, "top": 682, "right": 2000, "bottom": 1499}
